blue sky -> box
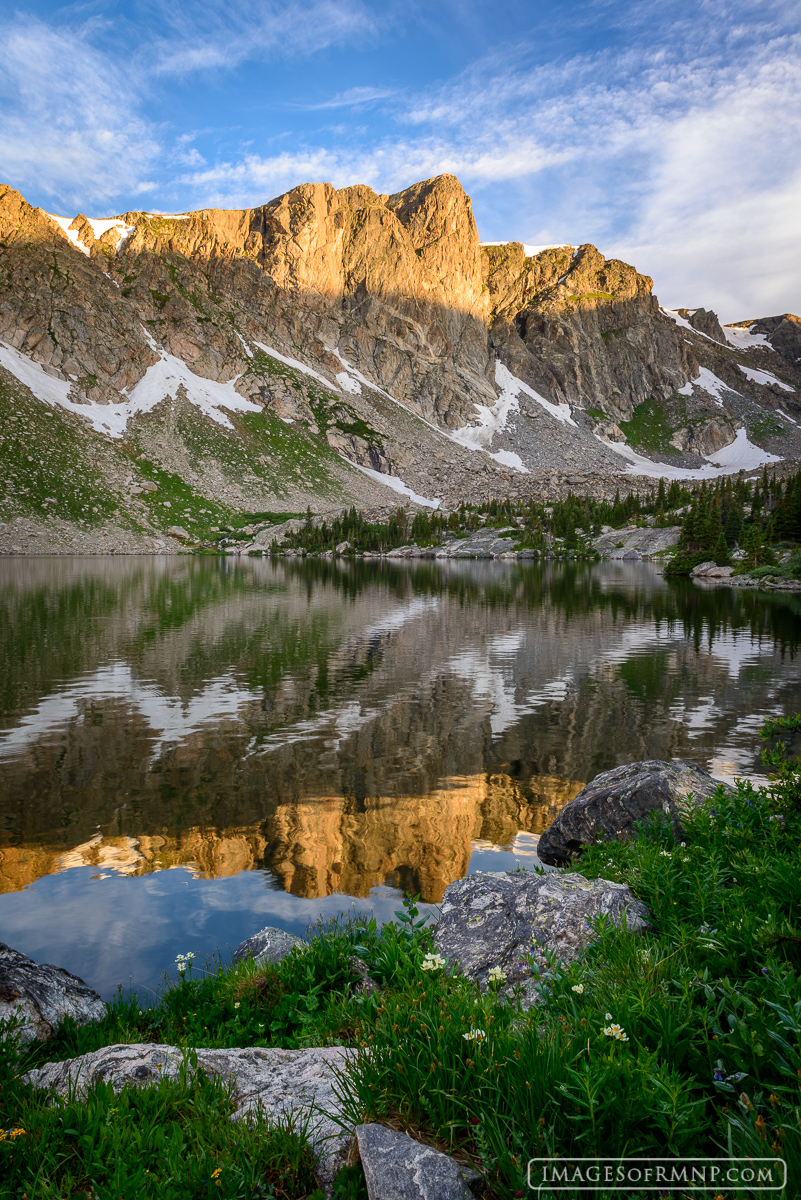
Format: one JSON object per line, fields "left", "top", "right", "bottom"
{"left": 1, "top": 0, "right": 799, "bottom": 320}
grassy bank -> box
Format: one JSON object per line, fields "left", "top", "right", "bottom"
{"left": 2, "top": 721, "right": 800, "bottom": 1198}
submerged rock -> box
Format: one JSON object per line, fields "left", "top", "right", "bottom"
{"left": 537, "top": 760, "right": 728, "bottom": 865}
{"left": 232, "top": 926, "right": 304, "bottom": 968}
{"left": 356, "top": 1123, "right": 476, "bottom": 1199}
{"left": 434, "top": 871, "right": 649, "bottom": 1004}
{"left": 26, "top": 1043, "right": 350, "bottom": 1189}
{"left": 0, "top": 942, "right": 106, "bottom": 1043}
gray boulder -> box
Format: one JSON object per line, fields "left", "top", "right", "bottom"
{"left": 232, "top": 926, "right": 304, "bottom": 968}
{"left": 0, "top": 942, "right": 106, "bottom": 1043}
{"left": 537, "top": 760, "right": 728, "bottom": 866}
{"left": 26, "top": 1043, "right": 350, "bottom": 1190}
{"left": 690, "top": 561, "right": 734, "bottom": 579}
{"left": 434, "top": 871, "right": 649, "bottom": 1005}
{"left": 356, "top": 1123, "right": 476, "bottom": 1199}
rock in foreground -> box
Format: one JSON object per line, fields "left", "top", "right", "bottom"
{"left": 356, "top": 1124, "right": 476, "bottom": 1199}
{"left": 537, "top": 760, "right": 728, "bottom": 865}
{"left": 232, "top": 926, "right": 304, "bottom": 968}
{"left": 434, "top": 871, "right": 649, "bottom": 1004}
{"left": 26, "top": 1043, "right": 350, "bottom": 1189}
{"left": 0, "top": 942, "right": 106, "bottom": 1043}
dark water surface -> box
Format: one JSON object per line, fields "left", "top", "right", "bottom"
{"left": 1, "top": 556, "right": 800, "bottom": 998}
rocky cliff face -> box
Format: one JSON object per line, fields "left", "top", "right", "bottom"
{"left": 1, "top": 174, "right": 800, "bottom": 545}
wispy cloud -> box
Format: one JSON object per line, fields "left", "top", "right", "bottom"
{"left": 0, "top": 15, "right": 159, "bottom": 207}
{"left": 147, "top": 0, "right": 379, "bottom": 75}
{"left": 291, "top": 85, "right": 396, "bottom": 110}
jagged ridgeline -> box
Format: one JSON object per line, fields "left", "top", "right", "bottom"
{"left": 1, "top": 175, "right": 800, "bottom": 551}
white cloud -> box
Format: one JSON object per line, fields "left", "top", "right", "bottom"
{"left": 0, "top": 16, "right": 160, "bottom": 206}
{"left": 148, "top": 0, "right": 378, "bottom": 75}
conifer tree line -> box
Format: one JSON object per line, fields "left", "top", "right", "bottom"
{"left": 268, "top": 467, "right": 801, "bottom": 562}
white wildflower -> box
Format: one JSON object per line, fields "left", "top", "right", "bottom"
{"left": 462, "top": 1028, "right": 486, "bottom": 1042}
{"left": 422, "top": 953, "right": 446, "bottom": 972}
{"left": 603, "top": 1024, "right": 630, "bottom": 1042}
{"left": 571, "top": 984, "right": 584, "bottom": 995}
{"left": 487, "top": 966, "right": 507, "bottom": 984}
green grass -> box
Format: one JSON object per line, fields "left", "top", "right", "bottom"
{"left": 618, "top": 399, "right": 677, "bottom": 455}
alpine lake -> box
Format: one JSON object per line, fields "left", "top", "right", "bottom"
{"left": 1, "top": 555, "right": 800, "bottom": 999}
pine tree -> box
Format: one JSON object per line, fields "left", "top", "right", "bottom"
{"left": 713, "top": 528, "right": 730, "bottom": 565}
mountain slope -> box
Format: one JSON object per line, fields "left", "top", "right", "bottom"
{"left": 1, "top": 174, "right": 799, "bottom": 551}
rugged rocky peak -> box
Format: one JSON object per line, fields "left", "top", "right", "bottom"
{"left": 748, "top": 314, "right": 801, "bottom": 367}
{"left": 677, "top": 307, "right": 726, "bottom": 344}
{"left": 387, "top": 174, "right": 486, "bottom": 315}
{"left": 484, "top": 239, "right": 695, "bottom": 423}
{"left": 0, "top": 185, "right": 60, "bottom": 245}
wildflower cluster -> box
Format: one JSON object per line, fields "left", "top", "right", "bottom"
{"left": 421, "top": 952, "right": 445, "bottom": 972}
{"left": 174, "top": 951, "right": 195, "bottom": 975}
{"left": 0, "top": 1127, "right": 25, "bottom": 1142}
{"left": 602, "top": 1022, "right": 630, "bottom": 1042}
{"left": 462, "top": 1028, "right": 486, "bottom": 1043}
{"left": 487, "top": 965, "right": 507, "bottom": 985}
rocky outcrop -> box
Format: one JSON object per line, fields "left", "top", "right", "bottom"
{"left": 593, "top": 524, "right": 681, "bottom": 558}
{"left": 26, "top": 1043, "right": 351, "bottom": 1188}
{"left": 356, "top": 1124, "right": 477, "bottom": 1199}
{"left": 536, "top": 761, "right": 729, "bottom": 865}
{"left": 677, "top": 308, "right": 726, "bottom": 344}
{"left": 0, "top": 942, "right": 106, "bottom": 1042}
{"left": 434, "top": 871, "right": 649, "bottom": 1004}
{"left": 484, "top": 242, "right": 696, "bottom": 426}
{"left": 232, "top": 926, "right": 304, "bottom": 967}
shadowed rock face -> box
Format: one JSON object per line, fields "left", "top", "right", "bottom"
{"left": 0, "top": 942, "right": 106, "bottom": 1042}
{"left": 536, "top": 760, "right": 731, "bottom": 865}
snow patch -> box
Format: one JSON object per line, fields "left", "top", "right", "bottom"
{"left": 46, "top": 213, "right": 135, "bottom": 255}
{"left": 253, "top": 342, "right": 335, "bottom": 390}
{"left": 677, "top": 366, "right": 740, "bottom": 407}
{"left": 706, "top": 427, "right": 781, "bottom": 471}
{"left": 47, "top": 214, "right": 89, "bottom": 256}
{"left": 738, "top": 364, "right": 794, "bottom": 392}
{"left": 488, "top": 449, "right": 529, "bottom": 472}
{"left": 660, "top": 308, "right": 721, "bottom": 345}
{"left": 0, "top": 339, "right": 261, "bottom": 438}
{"left": 347, "top": 461, "right": 440, "bottom": 509}
{"left": 336, "top": 371, "right": 361, "bottom": 395}
{"left": 724, "top": 324, "right": 770, "bottom": 350}
{"left": 235, "top": 331, "right": 253, "bottom": 359}
{"left": 599, "top": 427, "right": 780, "bottom": 479}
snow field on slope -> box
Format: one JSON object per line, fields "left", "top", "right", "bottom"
{"left": 601, "top": 426, "right": 780, "bottom": 480}
{"left": 738, "top": 364, "right": 794, "bottom": 392}
{"left": 724, "top": 325, "right": 771, "bottom": 350}
{"left": 678, "top": 366, "right": 741, "bottom": 407}
{"left": 0, "top": 340, "right": 261, "bottom": 438}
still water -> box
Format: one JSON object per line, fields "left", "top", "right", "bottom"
{"left": 1, "top": 556, "right": 800, "bottom": 998}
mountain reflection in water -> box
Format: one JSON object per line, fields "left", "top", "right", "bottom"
{"left": 0, "top": 556, "right": 799, "bottom": 995}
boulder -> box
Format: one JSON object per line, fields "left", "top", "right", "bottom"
{"left": 166, "top": 525, "right": 192, "bottom": 542}
{"left": 26, "top": 1043, "right": 350, "bottom": 1190}
{"left": 537, "top": 760, "right": 729, "bottom": 866}
{"left": 356, "top": 1124, "right": 476, "bottom": 1199}
{"left": 690, "top": 561, "right": 734, "bottom": 579}
{"left": 434, "top": 871, "right": 649, "bottom": 1005}
{"left": 232, "top": 926, "right": 304, "bottom": 968}
{"left": 335, "top": 541, "right": 351, "bottom": 553}
{"left": 0, "top": 942, "right": 106, "bottom": 1043}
